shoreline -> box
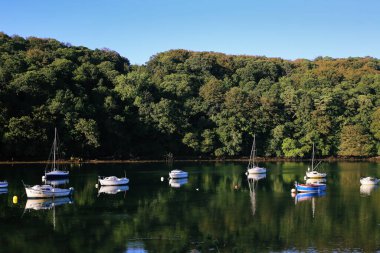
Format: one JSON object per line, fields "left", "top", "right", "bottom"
{"left": 0, "top": 156, "right": 379, "bottom": 165}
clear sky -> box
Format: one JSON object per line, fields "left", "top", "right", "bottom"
{"left": 1, "top": 0, "right": 379, "bottom": 64}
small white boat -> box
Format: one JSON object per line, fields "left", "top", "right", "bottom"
{"left": 305, "top": 143, "right": 326, "bottom": 179}
{"left": 247, "top": 135, "right": 266, "bottom": 174}
{"left": 360, "top": 177, "right": 380, "bottom": 185}
{"left": 25, "top": 184, "right": 74, "bottom": 198}
{"left": 98, "top": 176, "right": 129, "bottom": 186}
{"left": 169, "top": 178, "right": 188, "bottom": 188}
{"left": 306, "top": 170, "right": 327, "bottom": 178}
{"left": 0, "top": 180, "right": 8, "bottom": 188}
{"left": 98, "top": 185, "right": 129, "bottom": 195}
{"left": 169, "top": 170, "right": 188, "bottom": 179}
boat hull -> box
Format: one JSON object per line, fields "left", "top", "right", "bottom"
{"left": 169, "top": 170, "right": 188, "bottom": 179}
{"left": 306, "top": 171, "right": 326, "bottom": 178}
{"left": 360, "top": 177, "right": 380, "bottom": 185}
{"left": 25, "top": 185, "right": 74, "bottom": 198}
{"left": 295, "top": 183, "right": 326, "bottom": 192}
{"left": 45, "top": 170, "right": 69, "bottom": 179}
{"left": 98, "top": 177, "right": 129, "bottom": 186}
{"left": 247, "top": 167, "right": 266, "bottom": 174}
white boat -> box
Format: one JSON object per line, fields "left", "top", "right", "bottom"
{"left": 0, "top": 180, "right": 8, "bottom": 188}
{"left": 43, "top": 128, "right": 69, "bottom": 179}
{"left": 98, "top": 176, "right": 129, "bottom": 186}
{"left": 305, "top": 143, "right": 326, "bottom": 179}
{"left": 360, "top": 177, "right": 380, "bottom": 185}
{"left": 169, "top": 178, "right": 188, "bottom": 188}
{"left": 247, "top": 135, "right": 266, "bottom": 174}
{"left": 98, "top": 185, "right": 129, "bottom": 195}
{"left": 24, "top": 184, "right": 74, "bottom": 198}
{"left": 169, "top": 169, "right": 188, "bottom": 179}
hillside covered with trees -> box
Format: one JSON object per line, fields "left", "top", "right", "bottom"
{"left": 0, "top": 33, "right": 379, "bottom": 160}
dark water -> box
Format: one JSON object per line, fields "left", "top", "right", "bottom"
{"left": 0, "top": 161, "right": 379, "bottom": 253}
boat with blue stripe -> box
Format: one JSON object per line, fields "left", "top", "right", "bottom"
{"left": 295, "top": 182, "right": 326, "bottom": 192}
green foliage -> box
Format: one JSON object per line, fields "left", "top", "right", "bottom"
{"left": 0, "top": 32, "right": 379, "bottom": 159}
{"left": 338, "top": 125, "right": 374, "bottom": 156}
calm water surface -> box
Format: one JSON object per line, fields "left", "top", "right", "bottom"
{"left": 0, "top": 162, "right": 379, "bottom": 252}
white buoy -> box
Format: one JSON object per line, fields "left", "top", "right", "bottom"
{"left": 304, "top": 176, "right": 307, "bottom": 180}
{"left": 161, "top": 177, "right": 164, "bottom": 182}
{"left": 95, "top": 184, "right": 98, "bottom": 188}
{"left": 42, "top": 175, "right": 46, "bottom": 180}
{"left": 291, "top": 188, "right": 296, "bottom": 193}
{"left": 196, "top": 188, "right": 199, "bottom": 191}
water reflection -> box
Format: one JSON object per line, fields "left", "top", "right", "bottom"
{"left": 0, "top": 162, "right": 379, "bottom": 252}
{"left": 98, "top": 185, "right": 129, "bottom": 195}
{"left": 360, "top": 184, "right": 378, "bottom": 196}
{"left": 42, "top": 178, "right": 70, "bottom": 186}
{"left": 293, "top": 191, "right": 326, "bottom": 203}
{"left": 25, "top": 197, "right": 73, "bottom": 210}
{"left": 306, "top": 178, "right": 327, "bottom": 184}
{"left": 0, "top": 188, "right": 8, "bottom": 194}
{"left": 125, "top": 241, "right": 148, "bottom": 253}
{"left": 247, "top": 173, "right": 266, "bottom": 216}
{"left": 169, "top": 178, "right": 188, "bottom": 188}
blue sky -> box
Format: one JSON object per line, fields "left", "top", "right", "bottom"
{"left": 1, "top": 0, "right": 379, "bottom": 64}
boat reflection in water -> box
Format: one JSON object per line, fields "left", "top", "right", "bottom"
{"left": 98, "top": 185, "right": 129, "bottom": 195}
{"left": 305, "top": 178, "right": 327, "bottom": 185}
{"left": 25, "top": 197, "right": 73, "bottom": 210}
{"left": 293, "top": 191, "right": 326, "bottom": 203}
{"left": 169, "top": 178, "right": 188, "bottom": 188}
{"left": 42, "top": 178, "right": 69, "bottom": 186}
{"left": 247, "top": 173, "right": 266, "bottom": 216}
{"left": 360, "top": 184, "right": 378, "bottom": 196}
{"left": 125, "top": 241, "right": 148, "bottom": 253}
{"left": 293, "top": 191, "right": 326, "bottom": 219}
{"left": 0, "top": 188, "right": 8, "bottom": 195}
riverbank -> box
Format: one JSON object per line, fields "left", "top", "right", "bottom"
{"left": 0, "top": 156, "right": 379, "bottom": 164}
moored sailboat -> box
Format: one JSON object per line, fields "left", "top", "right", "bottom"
{"left": 247, "top": 135, "right": 266, "bottom": 174}
{"left": 98, "top": 175, "right": 129, "bottom": 186}
{"left": 24, "top": 183, "right": 74, "bottom": 198}
{"left": 43, "top": 128, "right": 69, "bottom": 180}
{"left": 305, "top": 143, "right": 326, "bottom": 178}
{"left": 169, "top": 170, "right": 188, "bottom": 179}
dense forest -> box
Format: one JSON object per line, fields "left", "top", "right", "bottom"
{"left": 0, "top": 32, "right": 379, "bottom": 160}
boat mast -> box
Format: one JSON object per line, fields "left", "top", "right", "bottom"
{"left": 311, "top": 142, "right": 315, "bottom": 171}
{"left": 53, "top": 128, "right": 57, "bottom": 170}
{"left": 248, "top": 135, "right": 256, "bottom": 169}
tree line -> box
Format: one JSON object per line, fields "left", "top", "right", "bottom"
{"left": 0, "top": 32, "right": 379, "bottom": 160}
